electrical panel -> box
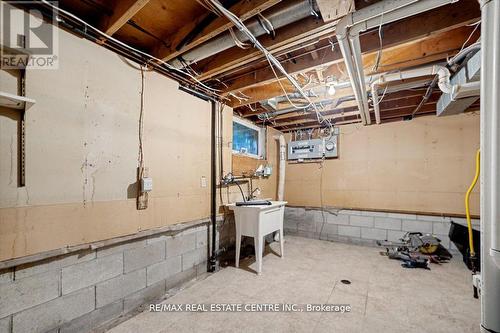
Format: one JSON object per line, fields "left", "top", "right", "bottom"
{"left": 287, "top": 136, "right": 338, "bottom": 160}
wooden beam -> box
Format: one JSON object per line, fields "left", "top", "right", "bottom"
{"left": 100, "top": 0, "right": 151, "bottom": 36}
{"left": 272, "top": 93, "right": 441, "bottom": 127}
{"left": 196, "top": 16, "right": 337, "bottom": 81}
{"left": 230, "top": 23, "right": 477, "bottom": 107}
{"left": 154, "top": 0, "right": 281, "bottom": 62}
{"left": 222, "top": 0, "right": 480, "bottom": 94}
{"left": 254, "top": 88, "right": 430, "bottom": 122}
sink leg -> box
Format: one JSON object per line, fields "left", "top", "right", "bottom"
{"left": 279, "top": 229, "right": 284, "bottom": 259}
{"left": 235, "top": 231, "right": 241, "bottom": 268}
{"left": 255, "top": 236, "right": 263, "bottom": 275}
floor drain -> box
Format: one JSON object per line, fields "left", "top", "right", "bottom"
{"left": 340, "top": 279, "right": 351, "bottom": 285}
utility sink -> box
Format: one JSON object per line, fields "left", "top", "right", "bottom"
{"left": 227, "top": 201, "right": 287, "bottom": 274}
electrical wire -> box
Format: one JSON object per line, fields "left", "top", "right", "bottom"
{"left": 39, "top": 0, "right": 221, "bottom": 95}
{"left": 206, "top": 0, "right": 333, "bottom": 136}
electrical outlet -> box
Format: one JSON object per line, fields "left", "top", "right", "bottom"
{"left": 201, "top": 176, "right": 207, "bottom": 188}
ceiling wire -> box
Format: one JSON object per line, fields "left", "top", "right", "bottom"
{"left": 40, "top": 0, "right": 222, "bottom": 96}
{"left": 206, "top": 0, "right": 334, "bottom": 136}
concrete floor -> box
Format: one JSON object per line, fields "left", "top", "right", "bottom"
{"left": 108, "top": 236, "right": 480, "bottom": 333}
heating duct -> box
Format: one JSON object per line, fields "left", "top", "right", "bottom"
{"left": 370, "top": 65, "right": 454, "bottom": 124}
{"left": 169, "top": 0, "right": 318, "bottom": 68}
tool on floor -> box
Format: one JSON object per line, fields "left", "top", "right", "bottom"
{"left": 377, "top": 232, "right": 452, "bottom": 269}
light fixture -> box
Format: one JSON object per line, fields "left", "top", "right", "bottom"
{"left": 328, "top": 84, "right": 336, "bottom": 96}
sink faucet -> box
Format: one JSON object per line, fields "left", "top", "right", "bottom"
{"left": 247, "top": 187, "right": 261, "bottom": 201}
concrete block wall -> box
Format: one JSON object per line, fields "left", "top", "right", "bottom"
{"left": 284, "top": 207, "right": 480, "bottom": 252}
{"left": 0, "top": 223, "right": 210, "bottom": 333}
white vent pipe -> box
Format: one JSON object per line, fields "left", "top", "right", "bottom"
{"left": 275, "top": 135, "right": 286, "bottom": 201}
{"left": 371, "top": 65, "right": 452, "bottom": 124}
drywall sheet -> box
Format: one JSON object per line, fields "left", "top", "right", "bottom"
{"left": 0, "top": 24, "right": 212, "bottom": 261}
{"left": 285, "top": 113, "right": 480, "bottom": 215}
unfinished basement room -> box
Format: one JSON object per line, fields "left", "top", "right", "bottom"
{"left": 1, "top": 0, "right": 499, "bottom": 332}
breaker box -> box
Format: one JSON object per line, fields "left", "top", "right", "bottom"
{"left": 287, "top": 136, "right": 338, "bottom": 160}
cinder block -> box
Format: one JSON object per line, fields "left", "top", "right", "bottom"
{"left": 124, "top": 281, "right": 165, "bottom": 313}
{"left": 195, "top": 229, "right": 208, "bottom": 249}
{"left": 305, "top": 209, "right": 322, "bottom": 223}
{"left": 327, "top": 214, "right": 349, "bottom": 225}
{"left": 387, "top": 230, "right": 406, "bottom": 242}
{"left": 146, "top": 256, "right": 182, "bottom": 286}
{"left": 361, "top": 228, "right": 387, "bottom": 240}
{"left": 416, "top": 215, "right": 448, "bottom": 222}
{"left": 341, "top": 210, "right": 363, "bottom": 216}
{"left": 165, "top": 267, "right": 196, "bottom": 292}
{"left": 147, "top": 234, "right": 171, "bottom": 244}
{"left": 59, "top": 301, "right": 123, "bottom": 333}
{"left": 338, "top": 225, "right": 361, "bottom": 238}
{"left": 124, "top": 241, "right": 165, "bottom": 273}
{"left": 374, "top": 217, "right": 402, "bottom": 231}
{"left": 388, "top": 213, "right": 417, "bottom": 220}
{"left": 284, "top": 218, "right": 298, "bottom": 230}
{"left": 351, "top": 238, "right": 377, "bottom": 247}
{"left": 15, "top": 251, "right": 96, "bottom": 280}
{"left": 97, "top": 239, "right": 147, "bottom": 258}
{"left": 96, "top": 269, "right": 146, "bottom": 308}
{"left": 166, "top": 233, "right": 196, "bottom": 258}
{"left": 182, "top": 248, "right": 206, "bottom": 271}
{"left": 0, "top": 316, "right": 10, "bottom": 333}
{"left": 349, "top": 215, "right": 374, "bottom": 228}
{"left": 12, "top": 287, "right": 95, "bottom": 333}
{"left": 297, "top": 218, "right": 315, "bottom": 232}
{"left": 0, "top": 268, "right": 13, "bottom": 284}
{"left": 0, "top": 270, "right": 59, "bottom": 318}
{"left": 317, "top": 222, "right": 338, "bottom": 236}
{"left": 432, "top": 221, "right": 451, "bottom": 236}
{"left": 62, "top": 253, "right": 123, "bottom": 295}
{"left": 402, "top": 220, "right": 433, "bottom": 233}
{"left": 284, "top": 207, "right": 306, "bottom": 221}
{"left": 362, "top": 211, "right": 388, "bottom": 217}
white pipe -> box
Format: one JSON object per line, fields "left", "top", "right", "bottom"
{"left": 371, "top": 65, "right": 453, "bottom": 124}
{"left": 336, "top": 0, "right": 455, "bottom": 126}
{"left": 275, "top": 135, "right": 286, "bottom": 201}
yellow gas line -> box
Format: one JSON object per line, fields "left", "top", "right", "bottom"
{"left": 465, "top": 149, "right": 480, "bottom": 257}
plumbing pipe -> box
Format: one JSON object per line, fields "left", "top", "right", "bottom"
{"left": 336, "top": 0, "right": 456, "bottom": 126}
{"left": 480, "top": 0, "right": 500, "bottom": 331}
{"left": 465, "top": 149, "right": 480, "bottom": 262}
{"left": 169, "top": 0, "right": 316, "bottom": 68}
{"left": 209, "top": 100, "right": 218, "bottom": 272}
{"left": 371, "top": 65, "right": 452, "bottom": 123}
{"left": 276, "top": 135, "right": 286, "bottom": 201}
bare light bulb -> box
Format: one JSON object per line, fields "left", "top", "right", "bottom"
{"left": 327, "top": 84, "right": 336, "bottom": 96}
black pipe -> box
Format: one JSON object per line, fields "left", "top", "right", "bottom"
{"left": 209, "top": 100, "right": 218, "bottom": 272}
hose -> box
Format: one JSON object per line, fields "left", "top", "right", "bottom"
{"left": 465, "top": 149, "right": 480, "bottom": 259}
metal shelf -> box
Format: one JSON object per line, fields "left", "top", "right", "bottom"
{"left": 0, "top": 91, "right": 36, "bottom": 110}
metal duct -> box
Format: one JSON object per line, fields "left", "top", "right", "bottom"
{"left": 169, "top": 0, "right": 317, "bottom": 68}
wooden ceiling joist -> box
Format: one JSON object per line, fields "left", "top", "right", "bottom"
{"left": 153, "top": 0, "right": 281, "bottom": 62}
{"left": 100, "top": 0, "right": 151, "bottom": 36}
{"left": 222, "top": 0, "right": 480, "bottom": 95}
{"left": 196, "top": 16, "right": 338, "bottom": 81}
